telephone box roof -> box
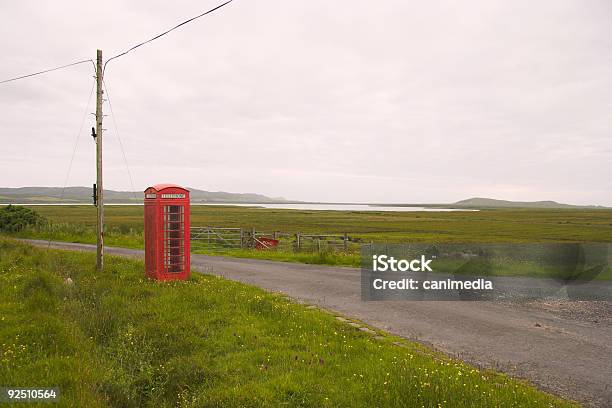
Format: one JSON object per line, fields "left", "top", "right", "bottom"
{"left": 145, "top": 184, "right": 190, "bottom": 192}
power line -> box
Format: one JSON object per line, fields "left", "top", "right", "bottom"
{"left": 2, "top": 0, "right": 234, "bottom": 84}
{"left": 0, "top": 59, "right": 94, "bottom": 85}
{"left": 103, "top": 79, "right": 137, "bottom": 200}
{"left": 47, "top": 76, "right": 96, "bottom": 250}
{"left": 60, "top": 76, "right": 96, "bottom": 200}
{"left": 103, "top": 0, "right": 234, "bottom": 73}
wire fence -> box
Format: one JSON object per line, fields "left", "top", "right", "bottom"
{"left": 190, "top": 227, "right": 363, "bottom": 253}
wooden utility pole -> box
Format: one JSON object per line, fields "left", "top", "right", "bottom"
{"left": 95, "top": 49, "right": 104, "bottom": 270}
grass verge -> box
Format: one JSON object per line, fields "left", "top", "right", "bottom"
{"left": 0, "top": 238, "right": 575, "bottom": 407}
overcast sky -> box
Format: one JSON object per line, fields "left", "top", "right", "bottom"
{"left": 0, "top": 0, "right": 610, "bottom": 205}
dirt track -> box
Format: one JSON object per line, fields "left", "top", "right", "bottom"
{"left": 23, "top": 239, "right": 612, "bottom": 407}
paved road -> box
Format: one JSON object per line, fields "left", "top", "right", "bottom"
{"left": 23, "top": 240, "right": 612, "bottom": 407}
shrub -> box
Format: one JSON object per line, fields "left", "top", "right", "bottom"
{"left": 0, "top": 205, "right": 46, "bottom": 232}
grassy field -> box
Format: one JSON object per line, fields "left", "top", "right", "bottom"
{"left": 12, "top": 205, "right": 612, "bottom": 243}
{"left": 0, "top": 238, "right": 576, "bottom": 407}
{"left": 5, "top": 205, "right": 612, "bottom": 268}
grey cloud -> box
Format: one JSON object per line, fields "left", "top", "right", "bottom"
{"left": 0, "top": 0, "right": 610, "bottom": 205}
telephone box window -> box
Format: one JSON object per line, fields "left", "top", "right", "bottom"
{"left": 163, "top": 205, "right": 184, "bottom": 273}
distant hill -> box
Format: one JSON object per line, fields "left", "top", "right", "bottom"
{"left": 452, "top": 197, "right": 607, "bottom": 209}
{"left": 0, "top": 187, "right": 288, "bottom": 204}
{"left": 1, "top": 188, "right": 606, "bottom": 208}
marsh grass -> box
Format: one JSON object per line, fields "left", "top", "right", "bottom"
{"left": 6, "top": 204, "right": 612, "bottom": 275}
{"left": 12, "top": 205, "right": 612, "bottom": 245}
{"left": 0, "top": 239, "right": 576, "bottom": 407}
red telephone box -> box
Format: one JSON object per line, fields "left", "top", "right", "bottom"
{"left": 144, "top": 184, "right": 190, "bottom": 280}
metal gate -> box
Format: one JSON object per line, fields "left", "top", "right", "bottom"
{"left": 190, "top": 227, "right": 361, "bottom": 253}
{"left": 190, "top": 227, "right": 242, "bottom": 251}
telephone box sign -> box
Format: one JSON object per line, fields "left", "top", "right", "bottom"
{"left": 143, "top": 184, "right": 190, "bottom": 281}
